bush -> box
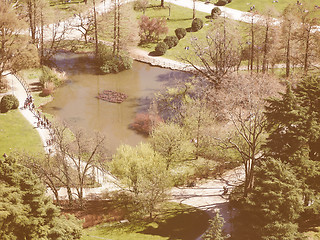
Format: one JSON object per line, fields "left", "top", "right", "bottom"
{"left": 40, "top": 66, "right": 64, "bottom": 87}
{"left": 97, "top": 44, "right": 133, "bottom": 74}
{"left": 215, "top": 0, "right": 228, "bottom": 6}
{"left": 163, "top": 36, "right": 179, "bottom": 49}
{"left": 139, "top": 15, "right": 169, "bottom": 43}
{"left": 175, "top": 28, "right": 187, "bottom": 40}
{"left": 211, "top": 7, "right": 222, "bottom": 18}
{"left": 1, "top": 94, "right": 19, "bottom": 113}
{"left": 129, "top": 113, "right": 163, "bottom": 135}
{"left": 41, "top": 82, "right": 55, "bottom": 96}
{"left": 191, "top": 18, "right": 203, "bottom": 32}
{"left": 155, "top": 42, "right": 168, "bottom": 56}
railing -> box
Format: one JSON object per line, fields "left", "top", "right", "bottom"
{"left": 14, "top": 73, "right": 31, "bottom": 97}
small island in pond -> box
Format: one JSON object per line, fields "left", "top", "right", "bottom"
{"left": 96, "top": 90, "right": 128, "bottom": 103}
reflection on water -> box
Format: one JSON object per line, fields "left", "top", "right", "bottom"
{"left": 43, "top": 53, "right": 190, "bottom": 152}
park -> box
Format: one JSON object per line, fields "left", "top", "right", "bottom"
{"left": 1, "top": 0, "right": 320, "bottom": 239}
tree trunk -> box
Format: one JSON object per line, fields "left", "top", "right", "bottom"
{"left": 117, "top": 0, "right": 120, "bottom": 56}
{"left": 304, "top": 28, "right": 310, "bottom": 73}
{"left": 285, "top": 24, "right": 291, "bottom": 77}
{"left": 113, "top": 0, "right": 117, "bottom": 56}
{"left": 250, "top": 19, "right": 254, "bottom": 73}
{"left": 93, "top": 0, "right": 99, "bottom": 58}
{"left": 160, "top": 0, "right": 164, "bottom": 7}
{"left": 262, "top": 23, "right": 269, "bottom": 73}
{"left": 40, "top": 8, "right": 44, "bottom": 65}
{"left": 193, "top": 0, "right": 196, "bottom": 19}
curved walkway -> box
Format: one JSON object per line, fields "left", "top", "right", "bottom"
{"left": 171, "top": 166, "right": 244, "bottom": 237}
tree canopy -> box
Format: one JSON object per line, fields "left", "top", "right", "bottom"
{"left": 0, "top": 156, "right": 82, "bottom": 240}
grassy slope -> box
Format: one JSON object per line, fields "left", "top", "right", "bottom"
{"left": 135, "top": 1, "right": 210, "bottom": 60}
{"left": 227, "top": 0, "right": 320, "bottom": 14}
{"left": 81, "top": 203, "right": 210, "bottom": 240}
{"left": 0, "top": 110, "right": 44, "bottom": 155}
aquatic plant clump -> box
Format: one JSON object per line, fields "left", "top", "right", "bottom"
{"left": 96, "top": 90, "right": 128, "bottom": 103}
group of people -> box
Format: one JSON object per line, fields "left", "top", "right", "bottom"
{"left": 23, "top": 95, "right": 35, "bottom": 110}
{"left": 23, "top": 94, "right": 55, "bottom": 149}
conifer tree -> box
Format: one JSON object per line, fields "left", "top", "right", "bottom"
{"left": 0, "top": 157, "right": 82, "bottom": 239}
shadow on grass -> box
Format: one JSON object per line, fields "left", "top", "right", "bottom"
{"left": 139, "top": 208, "right": 210, "bottom": 240}
{"left": 148, "top": 51, "right": 162, "bottom": 57}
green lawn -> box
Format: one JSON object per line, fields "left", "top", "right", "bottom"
{"left": 227, "top": 0, "right": 320, "bottom": 14}
{"left": 0, "top": 110, "right": 44, "bottom": 156}
{"left": 81, "top": 203, "right": 210, "bottom": 240}
{"left": 135, "top": 1, "right": 211, "bottom": 61}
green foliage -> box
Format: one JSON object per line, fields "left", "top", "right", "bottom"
{"left": 40, "top": 66, "right": 63, "bottom": 87}
{"left": 110, "top": 143, "right": 173, "bottom": 218}
{"left": 0, "top": 95, "right": 19, "bottom": 113}
{"left": 265, "top": 76, "right": 320, "bottom": 225}
{"left": 191, "top": 18, "right": 203, "bottom": 32}
{"left": 97, "top": 44, "right": 133, "bottom": 74}
{"left": 0, "top": 157, "right": 82, "bottom": 239}
{"left": 163, "top": 36, "right": 179, "bottom": 49}
{"left": 155, "top": 42, "right": 168, "bottom": 55}
{"left": 150, "top": 122, "right": 195, "bottom": 170}
{"left": 203, "top": 212, "right": 225, "bottom": 240}
{"left": 233, "top": 158, "right": 303, "bottom": 240}
{"left": 175, "top": 28, "right": 187, "bottom": 40}
{"left": 211, "top": 7, "right": 222, "bottom": 18}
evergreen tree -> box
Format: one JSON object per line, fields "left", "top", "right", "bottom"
{"left": 265, "top": 76, "right": 320, "bottom": 210}
{"left": 235, "top": 158, "right": 303, "bottom": 240}
{"left": 0, "top": 157, "right": 82, "bottom": 239}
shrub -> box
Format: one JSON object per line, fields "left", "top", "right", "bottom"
{"left": 41, "top": 82, "right": 55, "bottom": 96}
{"left": 129, "top": 113, "right": 163, "bottom": 135}
{"left": 155, "top": 42, "right": 168, "bottom": 56}
{"left": 175, "top": 28, "right": 187, "bottom": 40}
{"left": 1, "top": 94, "right": 19, "bottom": 113}
{"left": 215, "top": 0, "right": 228, "bottom": 6}
{"left": 40, "top": 66, "right": 64, "bottom": 87}
{"left": 134, "top": 0, "right": 149, "bottom": 13}
{"left": 163, "top": 36, "right": 179, "bottom": 49}
{"left": 211, "top": 7, "right": 222, "bottom": 18}
{"left": 139, "top": 15, "right": 169, "bottom": 43}
{"left": 191, "top": 18, "right": 203, "bottom": 32}
{"left": 97, "top": 44, "right": 133, "bottom": 74}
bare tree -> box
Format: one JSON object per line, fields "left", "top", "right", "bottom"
{"left": 182, "top": 17, "right": 242, "bottom": 88}
{"left": 213, "top": 74, "right": 283, "bottom": 196}
{"left": 51, "top": 123, "right": 107, "bottom": 207}
{"left": 0, "top": 1, "right": 39, "bottom": 82}
{"left": 71, "top": 4, "right": 95, "bottom": 44}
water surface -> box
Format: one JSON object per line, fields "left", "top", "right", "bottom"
{"left": 43, "top": 53, "right": 189, "bottom": 152}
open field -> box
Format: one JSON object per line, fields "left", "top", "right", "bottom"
{"left": 0, "top": 109, "right": 44, "bottom": 155}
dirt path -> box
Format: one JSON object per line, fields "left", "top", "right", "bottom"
{"left": 171, "top": 166, "right": 245, "bottom": 237}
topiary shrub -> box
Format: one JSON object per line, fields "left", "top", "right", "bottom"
{"left": 1, "top": 94, "right": 19, "bottom": 113}
{"left": 175, "top": 28, "right": 187, "bottom": 40}
{"left": 163, "top": 36, "right": 179, "bottom": 49}
{"left": 211, "top": 7, "right": 222, "bottom": 18}
{"left": 191, "top": 18, "right": 203, "bottom": 32}
{"left": 155, "top": 42, "right": 168, "bottom": 55}
{"left": 215, "top": 0, "right": 228, "bottom": 6}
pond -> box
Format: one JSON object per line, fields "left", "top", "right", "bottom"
{"left": 43, "top": 53, "right": 190, "bottom": 152}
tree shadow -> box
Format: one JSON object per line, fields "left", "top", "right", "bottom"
{"left": 139, "top": 208, "right": 210, "bottom": 240}
{"left": 148, "top": 51, "right": 162, "bottom": 57}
